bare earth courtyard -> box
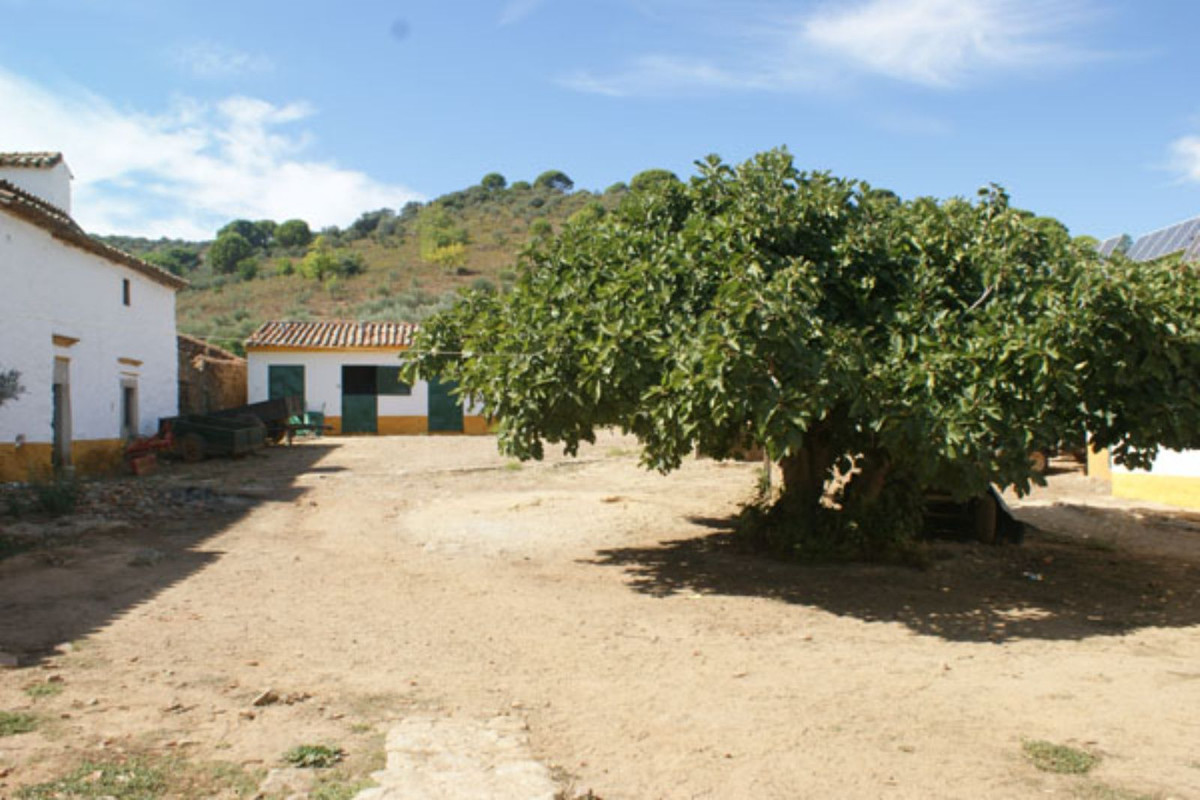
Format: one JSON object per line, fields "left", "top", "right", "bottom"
{"left": 2, "top": 433, "right": 1199, "bottom": 799}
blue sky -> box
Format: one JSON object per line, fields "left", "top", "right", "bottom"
{"left": 2, "top": 0, "right": 1199, "bottom": 241}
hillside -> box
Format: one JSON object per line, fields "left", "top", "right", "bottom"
{"left": 98, "top": 171, "right": 629, "bottom": 354}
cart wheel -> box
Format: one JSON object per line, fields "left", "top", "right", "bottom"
{"left": 972, "top": 492, "right": 998, "bottom": 545}
{"left": 1029, "top": 450, "right": 1048, "bottom": 473}
{"left": 177, "top": 433, "right": 205, "bottom": 463}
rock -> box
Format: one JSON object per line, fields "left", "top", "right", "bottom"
{"left": 0, "top": 651, "right": 20, "bottom": 668}
{"left": 252, "top": 689, "right": 279, "bottom": 707}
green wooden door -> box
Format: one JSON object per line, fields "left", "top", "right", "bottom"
{"left": 428, "top": 378, "right": 463, "bottom": 432}
{"left": 341, "top": 394, "right": 378, "bottom": 434}
{"left": 341, "top": 365, "right": 378, "bottom": 434}
{"left": 268, "top": 365, "right": 305, "bottom": 407}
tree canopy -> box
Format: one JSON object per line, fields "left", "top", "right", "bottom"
{"left": 404, "top": 149, "right": 1200, "bottom": 556}
{"left": 206, "top": 232, "right": 255, "bottom": 274}
{"left": 275, "top": 218, "right": 313, "bottom": 249}
{"left": 534, "top": 170, "right": 574, "bottom": 193}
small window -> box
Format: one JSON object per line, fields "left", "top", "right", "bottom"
{"left": 376, "top": 366, "right": 411, "bottom": 396}
{"left": 122, "top": 278, "right": 131, "bottom": 306}
{"left": 120, "top": 380, "right": 138, "bottom": 440}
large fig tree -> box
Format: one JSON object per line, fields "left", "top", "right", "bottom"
{"left": 404, "top": 150, "right": 1200, "bottom": 554}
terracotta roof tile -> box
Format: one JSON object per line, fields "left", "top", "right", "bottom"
{"left": 245, "top": 320, "right": 419, "bottom": 350}
{"left": 0, "top": 152, "right": 64, "bottom": 169}
{"left": 0, "top": 180, "right": 188, "bottom": 290}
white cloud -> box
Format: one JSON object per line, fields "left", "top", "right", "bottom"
{"left": 0, "top": 69, "right": 422, "bottom": 238}
{"left": 559, "top": 55, "right": 787, "bottom": 97}
{"left": 562, "top": 0, "right": 1097, "bottom": 96}
{"left": 499, "top": 0, "right": 549, "bottom": 25}
{"left": 1169, "top": 135, "right": 1200, "bottom": 183}
{"left": 801, "top": 0, "right": 1093, "bottom": 87}
{"left": 173, "top": 41, "right": 275, "bottom": 79}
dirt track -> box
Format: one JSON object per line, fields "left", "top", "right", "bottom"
{"left": 2, "top": 434, "right": 1199, "bottom": 799}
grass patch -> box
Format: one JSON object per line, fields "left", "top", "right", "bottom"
{"left": 24, "top": 681, "right": 63, "bottom": 699}
{"left": 0, "top": 711, "right": 38, "bottom": 737}
{"left": 1023, "top": 739, "right": 1100, "bottom": 774}
{"left": 502, "top": 460, "right": 524, "bottom": 471}
{"left": 1075, "top": 782, "right": 1159, "bottom": 800}
{"left": 311, "top": 775, "right": 376, "bottom": 800}
{"left": 283, "top": 743, "right": 345, "bottom": 769}
{"left": 17, "top": 758, "right": 166, "bottom": 799}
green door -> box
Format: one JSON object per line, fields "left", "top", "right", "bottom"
{"left": 428, "top": 378, "right": 463, "bottom": 432}
{"left": 268, "top": 365, "right": 305, "bottom": 407}
{"left": 341, "top": 394, "right": 377, "bottom": 434}
{"left": 341, "top": 365, "right": 378, "bottom": 434}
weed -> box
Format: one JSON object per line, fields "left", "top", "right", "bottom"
{"left": 283, "top": 743, "right": 345, "bottom": 769}
{"left": 1023, "top": 739, "right": 1100, "bottom": 774}
{"left": 29, "top": 476, "right": 79, "bottom": 515}
{"left": 0, "top": 711, "right": 37, "bottom": 737}
{"left": 311, "top": 776, "right": 376, "bottom": 800}
{"left": 24, "top": 681, "right": 63, "bottom": 699}
{"left": 17, "top": 758, "right": 166, "bottom": 799}
{"left": 503, "top": 461, "right": 524, "bottom": 472}
{"left": 349, "top": 722, "right": 373, "bottom": 734}
{"left": 1075, "top": 782, "right": 1159, "bottom": 800}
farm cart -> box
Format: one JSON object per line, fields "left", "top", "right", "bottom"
{"left": 158, "top": 413, "right": 267, "bottom": 462}
{"left": 211, "top": 396, "right": 304, "bottom": 443}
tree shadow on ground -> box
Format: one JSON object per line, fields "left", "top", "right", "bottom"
{"left": 587, "top": 506, "right": 1200, "bottom": 643}
{"left": 0, "top": 442, "right": 340, "bottom": 667}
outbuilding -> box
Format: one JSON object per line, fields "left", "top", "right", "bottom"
{"left": 0, "top": 152, "right": 187, "bottom": 480}
{"left": 244, "top": 320, "right": 488, "bottom": 435}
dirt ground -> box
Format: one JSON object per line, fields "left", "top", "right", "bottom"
{"left": 2, "top": 433, "right": 1199, "bottom": 799}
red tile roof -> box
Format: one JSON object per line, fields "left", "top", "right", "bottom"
{"left": 245, "top": 320, "right": 419, "bottom": 350}
{"left": 0, "top": 152, "right": 64, "bottom": 169}
{"left": 0, "top": 180, "right": 188, "bottom": 290}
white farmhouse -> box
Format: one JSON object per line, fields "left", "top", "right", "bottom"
{"left": 245, "top": 320, "right": 489, "bottom": 435}
{"left": 0, "top": 152, "right": 187, "bottom": 480}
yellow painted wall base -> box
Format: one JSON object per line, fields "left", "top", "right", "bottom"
{"left": 378, "top": 416, "right": 428, "bottom": 435}
{"left": 1087, "top": 445, "right": 1112, "bottom": 480}
{"left": 323, "top": 415, "right": 493, "bottom": 436}
{"left": 0, "top": 443, "right": 53, "bottom": 482}
{"left": 0, "top": 439, "right": 124, "bottom": 482}
{"left": 463, "top": 416, "right": 494, "bottom": 435}
{"left": 1112, "top": 473, "right": 1200, "bottom": 510}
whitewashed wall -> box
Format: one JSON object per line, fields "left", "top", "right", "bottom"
{"left": 1112, "top": 449, "right": 1200, "bottom": 479}
{"left": 0, "top": 212, "right": 178, "bottom": 447}
{"left": 246, "top": 349, "right": 483, "bottom": 417}
{"left": 0, "top": 162, "right": 72, "bottom": 213}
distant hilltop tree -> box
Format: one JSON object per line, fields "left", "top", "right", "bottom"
{"left": 481, "top": 172, "right": 507, "bottom": 191}
{"left": 534, "top": 170, "right": 574, "bottom": 193}
{"left": 275, "top": 219, "right": 313, "bottom": 249}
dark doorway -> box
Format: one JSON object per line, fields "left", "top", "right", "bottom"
{"left": 341, "top": 365, "right": 378, "bottom": 434}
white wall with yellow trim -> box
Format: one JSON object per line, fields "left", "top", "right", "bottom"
{"left": 1108, "top": 448, "right": 1200, "bottom": 509}
{"left": 245, "top": 348, "right": 486, "bottom": 434}
{"left": 0, "top": 205, "right": 179, "bottom": 479}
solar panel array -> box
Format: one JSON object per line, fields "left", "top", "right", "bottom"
{"left": 1095, "top": 234, "right": 1130, "bottom": 258}
{"left": 1123, "top": 215, "right": 1200, "bottom": 263}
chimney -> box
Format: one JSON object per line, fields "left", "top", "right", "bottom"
{"left": 0, "top": 152, "right": 73, "bottom": 214}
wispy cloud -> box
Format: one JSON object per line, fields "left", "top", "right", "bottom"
{"left": 499, "top": 0, "right": 549, "bottom": 26}
{"left": 562, "top": 0, "right": 1099, "bottom": 97}
{"left": 801, "top": 0, "right": 1095, "bottom": 87}
{"left": 173, "top": 41, "right": 275, "bottom": 79}
{"left": 1169, "top": 135, "right": 1200, "bottom": 183}
{"left": 0, "top": 69, "right": 422, "bottom": 239}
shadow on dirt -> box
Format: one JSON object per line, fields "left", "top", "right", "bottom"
{"left": 588, "top": 506, "right": 1200, "bottom": 643}
{"left": 0, "top": 442, "right": 339, "bottom": 667}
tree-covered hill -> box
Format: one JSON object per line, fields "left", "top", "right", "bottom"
{"left": 96, "top": 169, "right": 635, "bottom": 354}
